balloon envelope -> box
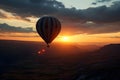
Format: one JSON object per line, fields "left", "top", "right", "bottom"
{"left": 36, "top": 16, "right": 61, "bottom": 47}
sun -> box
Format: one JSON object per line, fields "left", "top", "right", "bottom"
{"left": 61, "top": 36, "right": 69, "bottom": 42}
{"left": 56, "top": 35, "right": 73, "bottom": 43}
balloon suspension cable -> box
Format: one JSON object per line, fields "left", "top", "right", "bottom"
{"left": 47, "top": 44, "right": 50, "bottom": 48}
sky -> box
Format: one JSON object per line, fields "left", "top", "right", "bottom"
{"left": 0, "top": 0, "right": 120, "bottom": 45}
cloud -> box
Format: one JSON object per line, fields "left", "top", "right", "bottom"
{"left": 0, "top": 33, "right": 38, "bottom": 37}
{"left": 92, "top": 2, "right": 97, "bottom": 5}
{"left": 96, "top": 0, "right": 112, "bottom": 3}
{"left": 82, "top": 4, "right": 120, "bottom": 22}
{"left": 0, "top": 0, "right": 65, "bottom": 17}
{"left": 72, "top": 21, "right": 120, "bottom": 34}
{"left": 109, "top": 36, "right": 120, "bottom": 38}
{"left": 0, "top": 9, "right": 32, "bottom": 22}
{"left": 92, "top": 0, "right": 112, "bottom": 4}
{"left": 0, "top": 0, "right": 120, "bottom": 34}
{"left": 0, "top": 23, "right": 34, "bottom": 33}
{"left": 0, "top": 0, "right": 120, "bottom": 22}
{"left": 98, "top": 35, "right": 120, "bottom": 38}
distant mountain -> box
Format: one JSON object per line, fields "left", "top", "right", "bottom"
{"left": 86, "top": 44, "right": 120, "bottom": 65}
{"left": 93, "top": 44, "right": 120, "bottom": 60}
{"left": 75, "top": 44, "right": 120, "bottom": 80}
{"left": 99, "top": 44, "right": 120, "bottom": 54}
{"left": 76, "top": 44, "right": 100, "bottom": 52}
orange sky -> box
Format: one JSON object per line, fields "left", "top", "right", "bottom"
{"left": 0, "top": 32, "right": 120, "bottom": 45}
{"left": 0, "top": 9, "right": 120, "bottom": 45}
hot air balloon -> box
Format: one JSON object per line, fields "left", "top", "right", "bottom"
{"left": 36, "top": 16, "right": 61, "bottom": 47}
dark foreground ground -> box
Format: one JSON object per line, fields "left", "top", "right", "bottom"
{"left": 0, "top": 40, "right": 120, "bottom": 80}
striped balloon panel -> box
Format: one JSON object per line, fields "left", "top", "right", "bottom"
{"left": 36, "top": 16, "right": 61, "bottom": 44}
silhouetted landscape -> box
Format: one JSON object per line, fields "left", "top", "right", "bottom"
{"left": 0, "top": 40, "right": 120, "bottom": 80}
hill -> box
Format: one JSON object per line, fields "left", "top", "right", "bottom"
{"left": 0, "top": 40, "right": 120, "bottom": 80}
{"left": 75, "top": 44, "right": 120, "bottom": 80}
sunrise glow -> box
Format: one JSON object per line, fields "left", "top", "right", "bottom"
{"left": 57, "top": 36, "right": 72, "bottom": 43}
{"left": 62, "top": 36, "right": 69, "bottom": 42}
